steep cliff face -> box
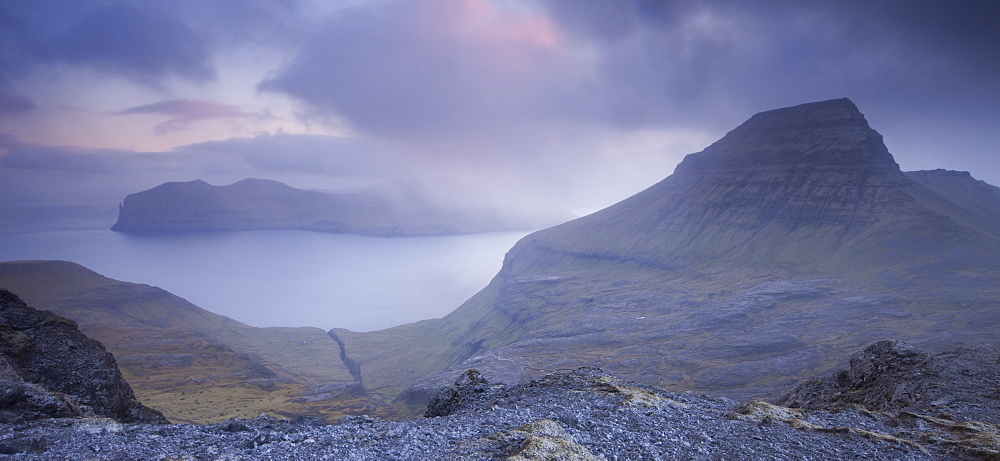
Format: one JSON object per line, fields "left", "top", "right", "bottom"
{"left": 512, "top": 98, "right": 990, "bottom": 273}
{"left": 332, "top": 98, "right": 1000, "bottom": 407}
{"left": 0, "top": 289, "right": 167, "bottom": 424}
{"left": 112, "top": 178, "right": 552, "bottom": 236}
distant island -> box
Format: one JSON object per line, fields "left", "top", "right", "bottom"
{"left": 112, "top": 178, "right": 556, "bottom": 236}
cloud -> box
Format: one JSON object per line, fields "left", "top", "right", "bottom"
{"left": 0, "top": 133, "right": 144, "bottom": 173}
{"left": 117, "top": 99, "right": 254, "bottom": 134}
{"left": 264, "top": 0, "right": 973, "bottom": 143}
{"left": 2, "top": 1, "right": 1000, "bottom": 212}
{"left": 0, "top": 1, "right": 215, "bottom": 85}
{"left": 251, "top": 0, "right": 1000, "bottom": 212}
{"left": 49, "top": 3, "right": 215, "bottom": 83}
{"left": 258, "top": 0, "right": 587, "bottom": 142}
{"left": 0, "top": 131, "right": 386, "bottom": 188}
{"left": 863, "top": 0, "right": 1000, "bottom": 79}
{"left": 178, "top": 133, "right": 383, "bottom": 178}
{"left": 0, "top": 93, "right": 34, "bottom": 114}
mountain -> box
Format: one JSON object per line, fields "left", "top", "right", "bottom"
{"left": 905, "top": 168, "right": 1000, "bottom": 233}
{"left": 329, "top": 98, "right": 1000, "bottom": 407}
{"left": 6, "top": 98, "right": 997, "bottom": 423}
{"left": 1, "top": 289, "right": 166, "bottom": 424}
{"left": 112, "top": 178, "right": 556, "bottom": 236}
{"left": 0, "top": 260, "right": 384, "bottom": 424}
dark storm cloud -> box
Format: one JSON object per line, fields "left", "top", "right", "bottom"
{"left": 50, "top": 3, "right": 215, "bottom": 82}
{"left": 117, "top": 99, "right": 253, "bottom": 134}
{"left": 546, "top": 0, "right": 1000, "bottom": 114}
{"left": 260, "top": 0, "right": 1000, "bottom": 144}
{"left": 863, "top": 0, "right": 1000, "bottom": 78}
{"left": 0, "top": 1, "right": 215, "bottom": 84}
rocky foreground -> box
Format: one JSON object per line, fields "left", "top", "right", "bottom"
{"left": 3, "top": 285, "right": 999, "bottom": 459}
{"left": 2, "top": 359, "right": 998, "bottom": 459}
{"left": 0, "top": 290, "right": 166, "bottom": 425}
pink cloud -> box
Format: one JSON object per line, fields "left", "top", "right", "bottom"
{"left": 117, "top": 99, "right": 253, "bottom": 134}
{"left": 258, "top": 0, "right": 582, "bottom": 142}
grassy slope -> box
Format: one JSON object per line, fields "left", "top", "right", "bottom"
{"left": 0, "top": 260, "right": 394, "bottom": 423}
{"left": 334, "top": 100, "right": 1000, "bottom": 405}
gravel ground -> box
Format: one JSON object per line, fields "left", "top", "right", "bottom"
{"left": 5, "top": 366, "right": 989, "bottom": 460}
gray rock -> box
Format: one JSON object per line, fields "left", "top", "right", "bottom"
{"left": 424, "top": 369, "right": 492, "bottom": 417}
{"left": 0, "top": 289, "right": 167, "bottom": 424}
{"left": 4, "top": 366, "right": 992, "bottom": 459}
{"left": 778, "top": 340, "right": 1000, "bottom": 424}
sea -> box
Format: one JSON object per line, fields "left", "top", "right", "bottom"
{"left": 0, "top": 204, "right": 527, "bottom": 332}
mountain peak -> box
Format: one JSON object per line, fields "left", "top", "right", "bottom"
{"left": 676, "top": 98, "right": 900, "bottom": 178}
{"left": 742, "top": 98, "right": 865, "bottom": 131}
{"left": 515, "top": 98, "right": 958, "bottom": 272}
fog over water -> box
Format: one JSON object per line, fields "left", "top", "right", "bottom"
{"left": 0, "top": 209, "right": 526, "bottom": 331}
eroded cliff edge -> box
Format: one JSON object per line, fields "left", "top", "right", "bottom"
{"left": 0, "top": 289, "right": 167, "bottom": 424}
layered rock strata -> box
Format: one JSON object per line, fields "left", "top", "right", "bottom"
{"left": 331, "top": 98, "right": 1000, "bottom": 407}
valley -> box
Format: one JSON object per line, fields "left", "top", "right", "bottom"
{"left": 3, "top": 98, "right": 997, "bottom": 427}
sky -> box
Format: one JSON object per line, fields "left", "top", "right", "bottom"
{"left": 1, "top": 0, "right": 999, "bottom": 215}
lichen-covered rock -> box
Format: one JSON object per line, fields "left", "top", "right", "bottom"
{"left": 0, "top": 289, "right": 167, "bottom": 424}
{"left": 424, "top": 369, "right": 492, "bottom": 417}
{"left": 0, "top": 378, "right": 81, "bottom": 423}
{"left": 777, "top": 340, "right": 1000, "bottom": 424}
{"left": 504, "top": 419, "right": 604, "bottom": 461}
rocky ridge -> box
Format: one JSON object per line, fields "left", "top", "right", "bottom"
{"left": 2, "top": 345, "right": 998, "bottom": 459}
{"left": 0, "top": 289, "right": 166, "bottom": 425}
{"left": 779, "top": 340, "right": 1000, "bottom": 424}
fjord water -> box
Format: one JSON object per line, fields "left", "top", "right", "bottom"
{"left": 0, "top": 209, "right": 526, "bottom": 331}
